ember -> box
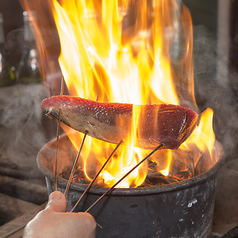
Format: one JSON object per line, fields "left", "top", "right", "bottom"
{"left": 61, "top": 164, "right": 189, "bottom": 187}
{"left": 54, "top": 129, "right": 215, "bottom": 189}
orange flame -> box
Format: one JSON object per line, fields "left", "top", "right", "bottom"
{"left": 181, "top": 108, "right": 215, "bottom": 156}
{"left": 21, "top": 0, "right": 216, "bottom": 188}
{"left": 160, "top": 150, "right": 173, "bottom": 176}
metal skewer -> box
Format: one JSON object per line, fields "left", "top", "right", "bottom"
{"left": 84, "top": 143, "right": 164, "bottom": 213}
{"left": 54, "top": 76, "right": 64, "bottom": 191}
{"left": 70, "top": 140, "right": 123, "bottom": 213}
{"left": 64, "top": 130, "right": 88, "bottom": 197}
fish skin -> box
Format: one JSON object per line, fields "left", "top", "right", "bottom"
{"left": 41, "top": 96, "right": 198, "bottom": 150}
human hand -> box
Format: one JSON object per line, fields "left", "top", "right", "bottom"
{"left": 23, "top": 191, "right": 96, "bottom": 238}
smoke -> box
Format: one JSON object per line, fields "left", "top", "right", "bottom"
{"left": 0, "top": 84, "right": 55, "bottom": 177}
{"left": 193, "top": 25, "right": 238, "bottom": 161}
{"left": 0, "top": 15, "right": 60, "bottom": 178}
{"left": 193, "top": 25, "right": 238, "bottom": 234}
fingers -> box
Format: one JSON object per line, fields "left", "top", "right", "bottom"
{"left": 44, "top": 191, "right": 96, "bottom": 237}
{"left": 45, "top": 191, "right": 67, "bottom": 212}
{"left": 23, "top": 191, "right": 96, "bottom": 238}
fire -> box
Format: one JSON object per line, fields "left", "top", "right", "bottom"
{"left": 21, "top": 0, "right": 216, "bottom": 188}
{"left": 181, "top": 108, "right": 215, "bottom": 155}
{"left": 160, "top": 150, "right": 172, "bottom": 176}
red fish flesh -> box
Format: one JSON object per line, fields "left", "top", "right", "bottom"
{"left": 41, "top": 96, "right": 198, "bottom": 150}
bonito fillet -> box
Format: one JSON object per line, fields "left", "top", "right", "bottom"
{"left": 41, "top": 96, "right": 198, "bottom": 150}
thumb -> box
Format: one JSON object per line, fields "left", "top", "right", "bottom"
{"left": 45, "top": 191, "right": 67, "bottom": 212}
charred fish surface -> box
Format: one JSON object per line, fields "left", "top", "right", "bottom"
{"left": 41, "top": 96, "right": 198, "bottom": 150}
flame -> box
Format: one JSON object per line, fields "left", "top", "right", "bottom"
{"left": 21, "top": 0, "right": 216, "bottom": 188}
{"left": 160, "top": 150, "right": 172, "bottom": 176}
{"left": 181, "top": 108, "right": 215, "bottom": 156}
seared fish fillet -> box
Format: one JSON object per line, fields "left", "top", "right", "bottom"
{"left": 41, "top": 96, "right": 198, "bottom": 150}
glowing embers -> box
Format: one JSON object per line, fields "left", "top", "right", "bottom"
{"left": 58, "top": 128, "right": 217, "bottom": 189}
